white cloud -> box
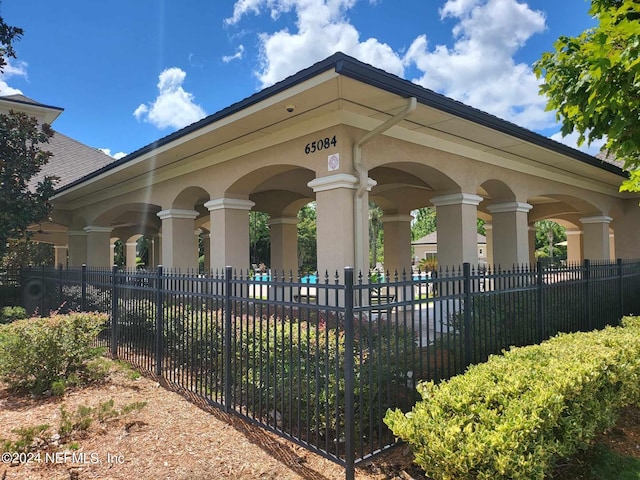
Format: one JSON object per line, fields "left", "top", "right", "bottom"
{"left": 225, "top": 0, "right": 403, "bottom": 87}
{"left": 98, "top": 148, "right": 128, "bottom": 160}
{"left": 134, "top": 67, "right": 206, "bottom": 130}
{"left": 0, "top": 58, "right": 27, "bottom": 96}
{"left": 404, "top": 0, "right": 552, "bottom": 130}
{"left": 550, "top": 130, "right": 606, "bottom": 156}
{"left": 222, "top": 45, "right": 245, "bottom": 63}
{"left": 225, "top": 0, "right": 556, "bottom": 131}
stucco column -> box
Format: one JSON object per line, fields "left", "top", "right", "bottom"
{"left": 484, "top": 223, "right": 494, "bottom": 267}
{"left": 381, "top": 214, "right": 413, "bottom": 277}
{"left": 308, "top": 173, "right": 372, "bottom": 276}
{"left": 580, "top": 215, "right": 612, "bottom": 261}
{"left": 157, "top": 209, "right": 199, "bottom": 270}
{"left": 54, "top": 245, "right": 68, "bottom": 268}
{"left": 566, "top": 229, "right": 583, "bottom": 264}
{"left": 486, "top": 202, "right": 533, "bottom": 268}
{"left": 67, "top": 231, "right": 87, "bottom": 267}
{"left": 125, "top": 242, "right": 137, "bottom": 269}
{"left": 613, "top": 201, "right": 640, "bottom": 259}
{"left": 84, "top": 226, "right": 113, "bottom": 268}
{"left": 268, "top": 217, "right": 299, "bottom": 276}
{"left": 204, "top": 198, "right": 254, "bottom": 272}
{"left": 431, "top": 193, "right": 483, "bottom": 267}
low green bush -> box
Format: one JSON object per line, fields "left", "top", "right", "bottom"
{"left": 0, "top": 312, "right": 108, "bottom": 394}
{"left": 384, "top": 316, "right": 640, "bottom": 480}
{"left": 0, "top": 306, "right": 28, "bottom": 324}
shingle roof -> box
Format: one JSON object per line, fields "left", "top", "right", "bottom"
{"left": 595, "top": 150, "right": 625, "bottom": 169}
{"left": 0, "top": 94, "right": 63, "bottom": 111}
{"left": 29, "top": 130, "right": 116, "bottom": 190}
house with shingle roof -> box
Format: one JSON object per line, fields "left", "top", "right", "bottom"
{"left": 412, "top": 231, "right": 487, "bottom": 265}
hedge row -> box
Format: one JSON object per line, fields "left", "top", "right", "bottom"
{"left": 384, "top": 316, "right": 640, "bottom": 480}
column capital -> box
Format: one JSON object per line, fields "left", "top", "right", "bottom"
{"left": 307, "top": 173, "right": 376, "bottom": 193}
{"left": 431, "top": 193, "right": 483, "bottom": 207}
{"left": 487, "top": 202, "right": 533, "bottom": 214}
{"left": 268, "top": 216, "right": 299, "bottom": 226}
{"left": 83, "top": 226, "right": 113, "bottom": 234}
{"left": 381, "top": 214, "right": 414, "bottom": 224}
{"left": 157, "top": 209, "right": 199, "bottom": 220}
{"left": 125, "top": 242, "right": 138, "bottom": 247}
{"left": 204, "top": 198, "right": 255, "bottom": 212}
{"left": 566, "top": 229, "right": 583, "bottom": 236}
{"left": 580, "top": 215, "right": 612, "bottom": 225}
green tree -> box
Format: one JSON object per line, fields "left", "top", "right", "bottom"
{"left": 0, "top": 15, "right": 23, "bottom": 73}
{"left": 534, "top": 0, "right": 640, "bottom": 192}
{"left": 297, "top": 203, "right": 317, "bottom": 274}
{"left": 249, "top": 211, "right": 270, "bottom": 267}
{"left": 0, "top": 239, "right": 54, "bottom": 269}
{"left": 534, "top": 220, "right": 567, "bottom": 262}
{"left": 369, "top": 202, "right": 383, "bottom": 268}
{"left": 137, "top": 236, "right": 150, "bottom": 267}
{"left": 411, "top": 207, "right": 437, "bottom": 240}
{"left": 0, "top": 111, "right": 57, "bottom": 259}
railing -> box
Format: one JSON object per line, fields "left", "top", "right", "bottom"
{"left": 11, "top": 259, "right": 640, "bottom": 480}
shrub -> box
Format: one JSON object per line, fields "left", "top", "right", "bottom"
{"left": 384, "top": 316, "right": 640, "bottom": 480}
{"left": 59, "top": 284, "right": 111, "bottom": 313}
{"left": 0, "top": 306, "right": 27, "bottom": 324}
{"left": 0, "top": 312, "right": 108, "bottom": 394}
{"left": 162, "top": 304, "right": 224, "bottom": 380}
{"left": 233, "top": 315, "right": 417, "bottom": 450}
{"left": 233, "top": 318, "right": 352, "bottom": 443}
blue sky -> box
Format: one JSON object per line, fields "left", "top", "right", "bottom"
{"left": 0, "top": 0, "right": 601, "bottom": 160}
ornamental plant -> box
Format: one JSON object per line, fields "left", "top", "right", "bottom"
{"left": 0, "top": 312, "right": 108, "bottom": 394}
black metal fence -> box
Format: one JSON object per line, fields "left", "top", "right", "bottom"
{"left": 0, "top": 270, "right": 21, "bottom": 309}
{"left": 7, "top": 259, "right": 640, "bottom": 479}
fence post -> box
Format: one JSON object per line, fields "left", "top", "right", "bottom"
{"left": 40, "top": 264, "right": 45, "bottom": 315}
{"left": 584, "top": 259, "right": 591, "bottom": 331}
{"left": 57, "top": 264, "right": 63, "bottom": 310}
{"left": 536, "top": 262, "right": 544, "bottom": 343}
{"left": 617, "top": 258, "right": 624, "bottom": 320}
{"left": 155, "top": 266, "right": 164, "bottom": 377}
{"left": 343, "top": 267, "right": 355, "bottom": 480}
{"left": 224, "top": 266, "right": 232, "bottom": 412}
{"left": 81, "top": 264, "right": 87, "bottom": 312}
{"left": 462, "top": 263, "right": 473, "bottom": 367}
{"left": 110, "top": 265, "right": 119, "bottom": 358}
